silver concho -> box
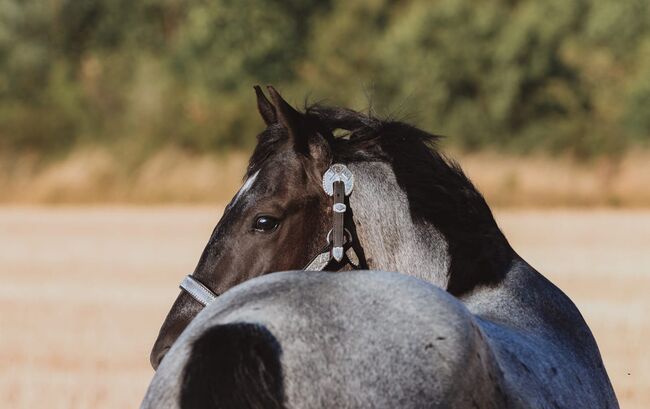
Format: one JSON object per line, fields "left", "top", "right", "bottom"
{"left": 333, "top": 203, "right": 347, "bottom": 213}
{"left": 322, "top": 164, "right": 354, "bottom": 196}
{"left": 332, "top": 246, "right": 344, "bottom": 262}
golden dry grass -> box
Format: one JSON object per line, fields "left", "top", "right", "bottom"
{"left": 1, "top": 149, "right": 650, "bottom": 206}
{"left": 0, "top": 207, "right": 648, "bottom": 408}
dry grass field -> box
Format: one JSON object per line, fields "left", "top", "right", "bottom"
{"left": 0, "top": 207, "right": 648, "bottom": 408}
{"left": 2, "top": 149, "right": 650, "bottom": 207}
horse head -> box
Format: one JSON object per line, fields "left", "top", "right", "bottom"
{"left": 151, "top": 86, "right": 515, "bottom": 369}
{"left": 151, "top": 86, "right": 353, "bottom": 368}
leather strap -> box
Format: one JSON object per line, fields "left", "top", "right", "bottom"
{"left": 331, "top": 180, "right": 346, "bottom": 261}
{"left": 344, "top": 194, "right": 369, "bottom": 270}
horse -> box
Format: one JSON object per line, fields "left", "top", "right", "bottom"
{"left": 142, "top": 270, "right": 513, "bottom": 408}
{"left": 142, "top": 269, "right": 618, "bottom": 408}
{"left": 148, "top": 86, "right": 618, "bottom": 407}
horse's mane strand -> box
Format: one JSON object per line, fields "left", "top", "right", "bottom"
{"left": 249, "top": 105, "right": 514, "bottom": 295}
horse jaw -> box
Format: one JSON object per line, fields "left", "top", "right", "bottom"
{"left": 348, "top": 161, "right": 450, "bottom": 288}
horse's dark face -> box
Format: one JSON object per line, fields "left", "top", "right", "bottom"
{"left": 150, "top": 87, "right": 333, "bottom": 369}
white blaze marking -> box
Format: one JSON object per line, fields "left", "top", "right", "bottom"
{"left": 232, "top": 170, "right": 259, "bottom": 205}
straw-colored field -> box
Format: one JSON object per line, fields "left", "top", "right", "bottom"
{"left": 2, "top": 149, "right": 650, "bottom": 207}
{"left": 0, "top": 207, "right": 648, "bottom": 408}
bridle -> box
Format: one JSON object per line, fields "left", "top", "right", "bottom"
{"left": 179, "top": 163, "right": 368, "bottom": 307}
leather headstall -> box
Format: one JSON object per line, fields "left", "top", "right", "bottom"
{"left": 180, "top": 163, "right": 367, "bottom": 307}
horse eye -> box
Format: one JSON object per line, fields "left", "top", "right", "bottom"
{"left": 253, "top": 216, "right": 279, "bottom": 232}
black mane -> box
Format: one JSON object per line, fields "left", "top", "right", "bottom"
{"left": 249, "top": 105, "right": 514, "bottom": 296}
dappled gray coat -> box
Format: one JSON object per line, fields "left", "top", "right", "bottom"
{"left": 141, "top": 269, "right": 618, "bottom": 409}
{"left": 144, "top": 88, "right": 618, "bottom": 409}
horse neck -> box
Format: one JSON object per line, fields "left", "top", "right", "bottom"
{"left": 348, "top": 161, "right": 451, "bottom": 288}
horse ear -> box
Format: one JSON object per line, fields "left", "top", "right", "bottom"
{"left": 254, "top": 85, "right": 277, "bottom": 126}
{"left": 266, "top": 85, "right": 309, "bottom": 154}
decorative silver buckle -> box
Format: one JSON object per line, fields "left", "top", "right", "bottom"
{"left": 322, "top": 164, "right": 354, "bottom": 196}
{"left": 326, "top": 228, "right": 353, "bottom": 245}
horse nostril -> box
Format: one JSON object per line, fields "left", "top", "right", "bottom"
{"left": 151, "top": 345, "right": 171, "bottom": 370}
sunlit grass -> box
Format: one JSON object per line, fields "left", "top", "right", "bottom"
{"left": 1, "top": 149, "right": 649, "bottom": 207}
{"left": 0, "top": 208, "right": 647, "bottom": 408}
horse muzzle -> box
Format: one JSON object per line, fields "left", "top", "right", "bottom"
{"left": 150, "top": 291, "right": 203, "bottom": 370}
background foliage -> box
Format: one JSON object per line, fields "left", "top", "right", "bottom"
{"left": 1, "top": 0, "right": 649, "bottom": 159}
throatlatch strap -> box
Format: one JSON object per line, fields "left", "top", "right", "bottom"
{"left": 180, "top": 275, "right": 218, "bottom": 306}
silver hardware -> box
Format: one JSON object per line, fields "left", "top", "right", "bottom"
{"left": 332, "top": 246, "right": 344, "bottom": 261}
{"left": 333, "top": 203, "right": 347, "bottom": 213}
{"left": 180, "top": 275, "right": 218, "bottom": 306}
{"left": 326, "top": 228, "right": 353, "bottom": 245}
{"left": 323, "top": 164, "right": 354, "bottom": 196}
{"left": 347, "top": 247, "right": 359, "bottom": 265}
{"left": 304, "top": 251, "right": 332, "bottom": 271}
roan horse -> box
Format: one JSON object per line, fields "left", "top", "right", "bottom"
{"left": 147, "top": 86, "right": 618, "bottom": 407}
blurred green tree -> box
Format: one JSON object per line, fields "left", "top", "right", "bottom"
{"left": 0, "top": 0, "right": 647, "bottom": 159}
